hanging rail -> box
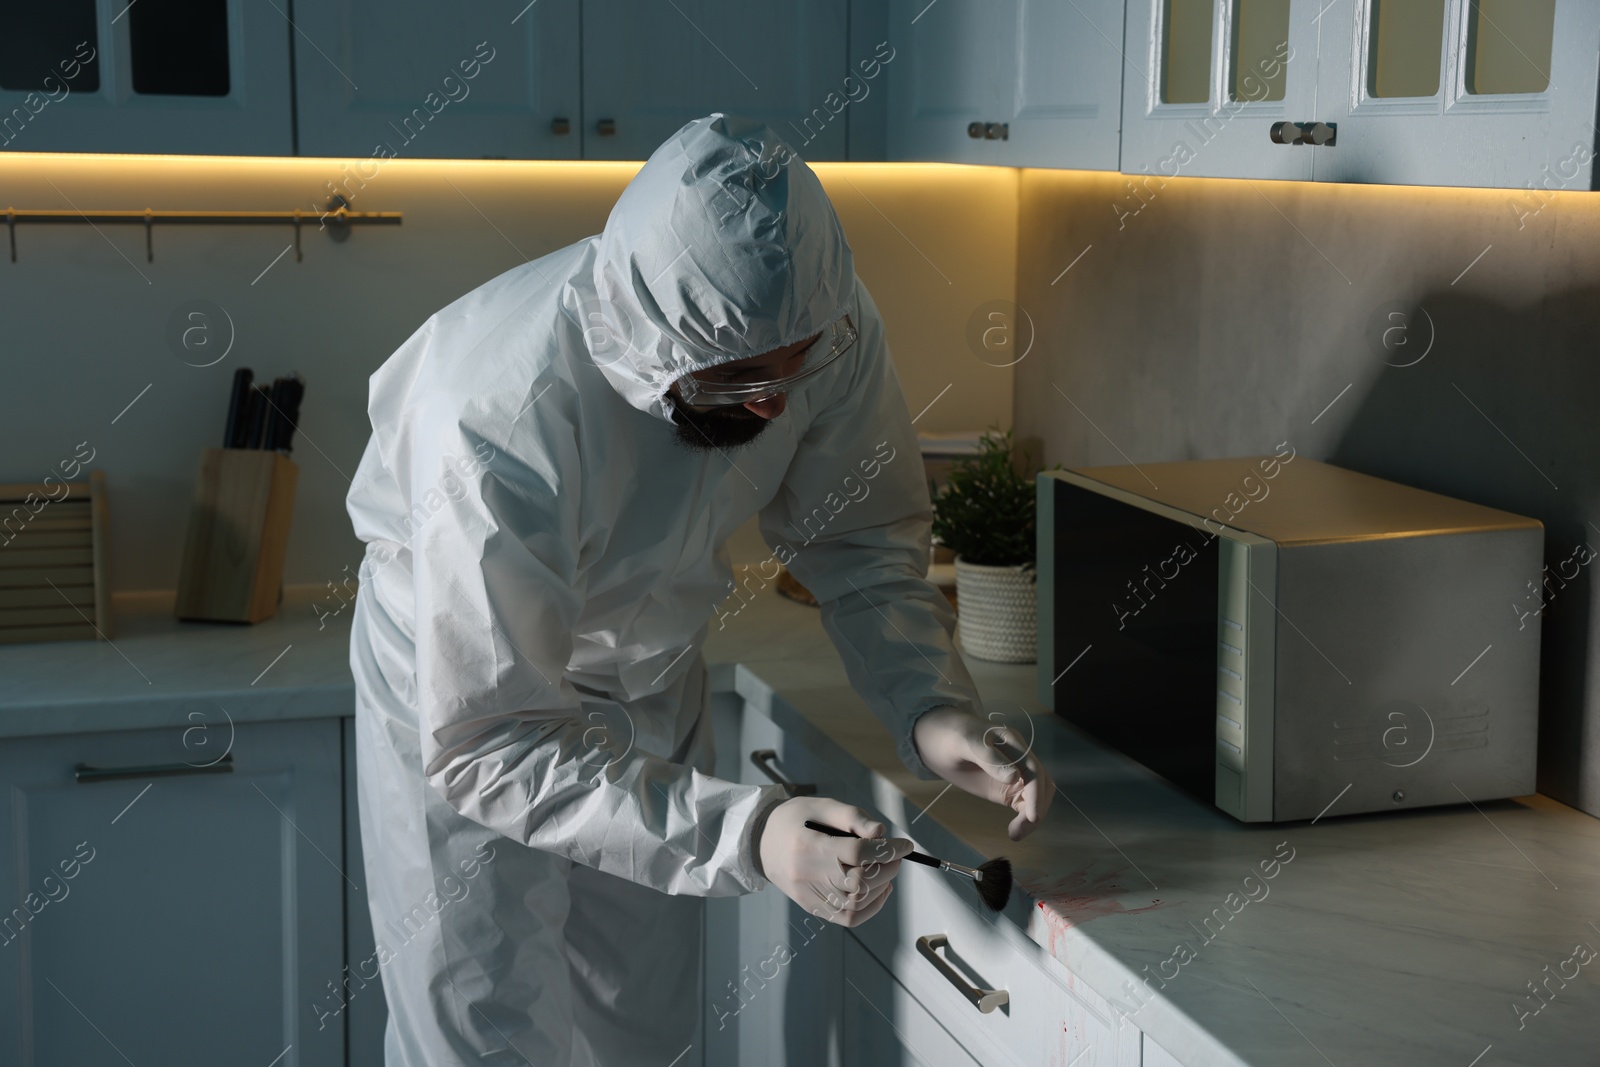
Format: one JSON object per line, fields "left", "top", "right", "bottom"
{"left": 3, "top": 204, "right": 402, "bottom": 263}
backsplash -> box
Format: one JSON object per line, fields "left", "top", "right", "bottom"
{"left": 0, "top": 155, "right": 1015, "bottom": 593}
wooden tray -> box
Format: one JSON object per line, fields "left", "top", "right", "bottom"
{"left": 0, "top": 471, "right": 112, "bottom": 643}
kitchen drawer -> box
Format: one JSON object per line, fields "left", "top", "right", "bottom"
{"left": 852, "top": 853, "right": 1123, "bottom": 1067}
{"left": 842, "top": 931, "right": 980, "bottom": 1067}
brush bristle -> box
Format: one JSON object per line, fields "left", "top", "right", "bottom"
{"left": 973, "top": 857, "right": 1013, "bottom": 912}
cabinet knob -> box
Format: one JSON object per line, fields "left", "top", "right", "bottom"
{"left": 596, "top": 118, "right": 617, "bottom": 136}
{"left": 984, "top": 122, "right": 1009, "bottom": 141}
{"left": 551, "top": 116, "right": 571, "bottom": 136}
{"left": 1304, "top": 121, "right": 1337, "bottom": 146}
{"left": 1271, "top": 120, "right": 1337, "bottom": 147}
{"left": 968, "top": 121, "right": 985, "bottom": 139}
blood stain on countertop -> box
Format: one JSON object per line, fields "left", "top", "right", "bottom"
{"left": 1019, "top": 860, "right": 1166, "bottom": 955}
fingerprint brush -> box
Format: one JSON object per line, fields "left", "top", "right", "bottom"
{"left": 804, "top": 819, "right": 1013, "bottom": 913}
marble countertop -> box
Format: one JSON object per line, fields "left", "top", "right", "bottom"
{"left": 0, "top": 587, "right": 358, "bottom": 738}
{"left": 6, "top": 584, "right": 1597, "bottom": 1065}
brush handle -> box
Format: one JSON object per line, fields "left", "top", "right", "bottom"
{"left": 803, "top": 819, "right": 941, "bottom": 869}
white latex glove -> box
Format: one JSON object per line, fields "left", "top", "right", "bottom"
{"left": 754, "top": 796, "right": 912, "bottom": 927}
{"left": 912, "top": 706, "right": 1054, "bottom": 840}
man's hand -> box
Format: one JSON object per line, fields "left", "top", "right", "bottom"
{"left": 912, "top": 706, "right": 1054, "bottom": 840}
{"left": 755, "top": 796, "right": 912, "bottom": 927}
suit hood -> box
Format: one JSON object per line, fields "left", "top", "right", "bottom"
{"left": 574, "top": 113, "right": 856, "bottom": 423}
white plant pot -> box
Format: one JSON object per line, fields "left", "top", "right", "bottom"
{"left": 953, "top": 557, "right": 1037, "bottom": 664}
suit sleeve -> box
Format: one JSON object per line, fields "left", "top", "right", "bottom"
{"left": 407, "top": 381, "right": 789, "bottom": 896}
{"left": 757, "top": 285, "right": 986, "bottom": 780}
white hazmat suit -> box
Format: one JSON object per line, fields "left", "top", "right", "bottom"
{"left": 345, "top": 114, "right": 986, "bottom": 1065}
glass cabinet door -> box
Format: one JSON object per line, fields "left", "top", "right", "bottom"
{"left": 1313, "top": 0, "right": 1600, "bottom": 188}
{"left": 1120, "top": 0, "right": 1319, "bottom": 181}
{"left": 0, "top": 0, "right": 293, "bottom": 155}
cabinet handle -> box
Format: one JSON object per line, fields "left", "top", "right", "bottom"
{"left": 749, "top": 749, "right": 816, "bottom": 795}
{"left": 551, "top": 116, "right": 571, "bottom": 135}
{"left": 74, "top": 754, "right": 234, "bottom": 783}
{"left": 596, "top": 118, "right": 617, "bottom": 136}
{"left": 916, "top": 934, "right": 1009, "bottom": 1014}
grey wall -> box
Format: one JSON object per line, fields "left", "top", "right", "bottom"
{"left": 1014, "top": 169, "right": 1600, "bottom": 816}
{"left": 0, "top": 155, "right": 1015, "bottom": 595}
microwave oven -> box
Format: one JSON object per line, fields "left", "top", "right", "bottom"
{"left": 1036, "top": 453, "right": 1543, "bottom": 822}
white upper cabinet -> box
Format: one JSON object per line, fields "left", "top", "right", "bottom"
{"left": 292, "top": 0, "right": 581, "bottom": 160}
{"left": 887, "top": 0, "right": 1126, "bottom": 169}
{"left": 1121, "top": 0, "right": 1600, "bottom": 189}
{"left": 1009, "top": 0, "right": 1127, "bottom": 168}
{"left": 0, "top": 0, "right": 293, "bottom": 156}
{"left": 580, "top": 0, "right": 853, "bottom": 162}
{"left": 1120, "top": 0, "right": 1318, "bottom": 180}
{"left": 887, "top": 0, "right": 1015, "bottom": 163}
{"left": 1313, "top": 0, "right": 1600, "bottom": 188}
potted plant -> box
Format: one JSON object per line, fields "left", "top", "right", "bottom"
{"left": 931, "top": 428, "right": 1051, "bottom": 663}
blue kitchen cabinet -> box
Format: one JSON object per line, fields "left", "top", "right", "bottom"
{"left": 1120, "top": 0, "right": 1600, "bottom": 189}
{"left": 0, "top": 719, "right": 346, "bottom": 1067}
{"left": 840, "top": 934, "right": 981, "bottom": 1067}
{"left": 0, "top": 0, "right": 294, "bottom": 155}
{"left": 290, "top": 0, "right": 581, "bottom": 160}
{"left": 885, "top": 0, "right": 1126, "bottom": 169}
{"left": 342, "top": 717, "right": 388, "bottom": 1067}
{"left": 705, "top": 690, "right": 846, "bottom": 1067}
{"left": 579, "top": 0, "right": 855, "bottom": 162}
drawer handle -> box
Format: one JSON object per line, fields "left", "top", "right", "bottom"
{"left": 74, "top": 754, "right": 234, "bottom": 783}
{"left": 917, "top": 934, "right": 1009, "bottom": 1014}
{"left": 749, "top": 749, "right": 816, "bottom": 795}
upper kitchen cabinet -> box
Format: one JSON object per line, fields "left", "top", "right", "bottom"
{"left": 580, "top": 0, "right": 854, "bottom": 161}
{"left": 1120, "top": 0, "right": 1322, "bottom": 180}
{"left": 1313, "top": 0, "right": 1600, "bottom": 188}
{"left": 292, "top": 0, "right": 581, "bottom": 159}
{"left": 0, "top": 0, "right": 293, "bottom": 155}
{"left": 885, "top": 0, "right": 1126, "bottom": 169}
{"left": 1121, "top": 0, "right": 1600, "bottom": 189}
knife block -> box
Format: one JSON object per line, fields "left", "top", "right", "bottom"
{"left": 175, "top": 448, "right": 298, "bottom": 623}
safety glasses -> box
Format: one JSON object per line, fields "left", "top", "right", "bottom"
{"left": 674, "top": 314, "right": 858, "bottom": 408}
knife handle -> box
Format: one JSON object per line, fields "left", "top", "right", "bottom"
{"left": 277, "top": 374, "right": 304, "bottom": 453}
{"left": 243, "top": 385, "right": 270, "bottom": 449}
{"left": 223, "top": 367, "right": 253, "bottom": 448}
{"left": 263, "top": 377, "right": 288, "bottom": 451}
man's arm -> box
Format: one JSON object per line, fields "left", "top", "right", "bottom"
{"left": 756, "top": 284, "right": 1052, "bottom": 838}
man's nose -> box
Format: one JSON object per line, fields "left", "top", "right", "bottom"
{"left": 743, "top": 394, "right": 787, "bottom": 420}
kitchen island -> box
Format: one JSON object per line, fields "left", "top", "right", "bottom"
{"left": 2, "top": 583, "right": 1596, "bottom": 1066}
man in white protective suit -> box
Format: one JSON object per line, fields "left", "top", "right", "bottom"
{"left": 345, "top": 113, "right": 1053, "bottom": 1065}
